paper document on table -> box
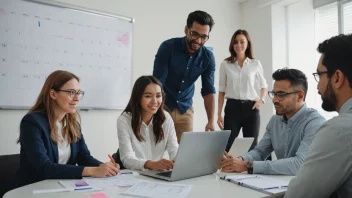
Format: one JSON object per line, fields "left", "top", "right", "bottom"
{"left": 85, "top": 176, "right": 140, "bottom": 187}
{"left": 220, "top": 175, "right": 288, "bottom": 195}
{"left": 121, "top": 181, "right": 192, "bottom": 198}
{"left": 59, "top": 175, "right": 140, "bottom": 189}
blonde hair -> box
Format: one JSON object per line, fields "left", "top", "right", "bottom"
{"left": 19, "top": 70, "right": 81, "bottom": 144}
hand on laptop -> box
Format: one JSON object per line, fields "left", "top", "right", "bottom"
{"left": 221, "top": 151, "right": 233, "bottom": 161}
{"left": 144, "top": 159, "right": 174, "bottom": 171}
{"left": 220, "top": 157, "right": 247, "bottom": 173}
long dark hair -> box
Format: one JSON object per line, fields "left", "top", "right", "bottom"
{"left": 123, "top": 76, "right": 166, "bottom": 144}
{"left": 225, "top": 29, "right": 254, "bottom": 63}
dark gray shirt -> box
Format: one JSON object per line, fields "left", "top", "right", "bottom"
{"left": 285, "top": 98, "right": 352, "bottom": 198}
{"left": 241, "top": 104, "right": 326, "bottom": 175}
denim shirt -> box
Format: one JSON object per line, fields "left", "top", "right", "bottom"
{"left": 153, "top": 37, "right": 216, "bottom": 114}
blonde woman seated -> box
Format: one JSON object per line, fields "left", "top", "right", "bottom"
{"left": 117, "top": 75, "right": 179, "bottom": 171}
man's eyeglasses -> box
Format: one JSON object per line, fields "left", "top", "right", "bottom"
{"left": 268, "top": 91, "right": 300, "bottom": 101}
{"left": 188, "top": 30, "right": 209, "bottom": 42}
{"left": 312, "top": 71, "right": 328, "bottom": 82}
{"left": 54, "top": 89, "right": 85, "bottom": 100}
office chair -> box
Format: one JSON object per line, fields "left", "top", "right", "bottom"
{"left": 0, "top": 154, "right": 20, "bottom": 197}
{"left": 112, "top": 149, "right": 126, "bottom": 170}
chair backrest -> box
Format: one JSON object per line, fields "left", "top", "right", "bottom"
{"left": 0, "top": 154, "right": 20, "bottom": 197}
{"left": 111, "top": 149, "right": 126, "bottom": 170}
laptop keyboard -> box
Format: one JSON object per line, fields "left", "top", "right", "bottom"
{"left": 156, "top": 171, "right": 172, "bottom": 177}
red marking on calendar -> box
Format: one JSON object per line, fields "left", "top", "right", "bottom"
{"left": 116, "top": 33, "right": 129, "bottom": 45}
{"left": 0, "top": 8, "right": 6, "bottom": 15}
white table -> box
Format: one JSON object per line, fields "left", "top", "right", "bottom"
{"left": 4, "top": 170, "right": 293, "bottom": 198}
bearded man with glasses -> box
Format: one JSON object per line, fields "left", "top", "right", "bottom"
{"left": 285, "top": 34, "right": 352, "bottom": 198}
{"left": 153, "top": 10, "right": 216, "bottom": 143}
{"left": 220, "top": 68, "right": 325, "bottom": 176}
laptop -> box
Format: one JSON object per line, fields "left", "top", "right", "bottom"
{"left": 228, "top": 137, "right": 254, "bottom": 157}
{"left": 138, "top": 130, "right": 230, "bottom": 181}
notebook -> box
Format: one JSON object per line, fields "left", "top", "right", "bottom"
{"left": 220, "top": 175, "right": 289, "bottom": 195}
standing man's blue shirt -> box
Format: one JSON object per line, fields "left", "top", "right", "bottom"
{"left": 153, "top": 37, "right": 216, "bottom": 114}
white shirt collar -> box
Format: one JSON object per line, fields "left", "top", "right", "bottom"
{"left": 234, "top": 57, "right": 251, "bottom": 65}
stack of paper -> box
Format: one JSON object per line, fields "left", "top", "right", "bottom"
{"left": 121, "top": 181, "right": 192, "bottom": 198}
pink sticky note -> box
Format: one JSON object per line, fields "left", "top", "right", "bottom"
{"left": 89, "top": 192, "right": 108, "bottom": 198}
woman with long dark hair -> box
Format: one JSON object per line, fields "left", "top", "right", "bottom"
{"left": 117, "top": 75, "right": 178, "bottom": 170}
{"left": 217, "top": 30, "right": 268, "bottom": 152}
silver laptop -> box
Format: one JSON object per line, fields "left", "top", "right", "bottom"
{"left": 228, "top": 137, "right": 254, "bottom": 157}
{"left": 138, "top": 130, "right": 230, "bottom": 181}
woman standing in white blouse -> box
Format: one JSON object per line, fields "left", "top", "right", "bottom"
{"left": 117, "top": 76, "right": 179, "bottom": 171}
{"left": 217, "top": 29, "right": 268, "bottom": 152}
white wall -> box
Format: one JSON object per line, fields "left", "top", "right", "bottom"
{"left": 272, "top": 5, "right": 287, "bottom": 73}
{"left": 286, "top": 0, "right": 338, "bottom": 119}
{"left": 0, "top": 0, "right": 240, "bottom": 161}
{"left": 287, "top": 0, "right": 316, "bottom": 107}
{"left": 240, "top": 1, "right": 274, "bottom": 139}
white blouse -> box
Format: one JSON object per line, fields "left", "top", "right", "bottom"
{"left": 117, "top": 111, "right": 179, "bottom": 170}
{"left": 219, "top": 58, "right": 268, "bottom": 101}
{"left": 56, "top": 122, "right": 71, "bottom": 164}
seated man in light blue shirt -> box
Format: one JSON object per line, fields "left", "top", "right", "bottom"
{"left": 220, "top": 68, "right": 325, "bottom": 175}
{"left": 285, "top": 34, "right": 352, "bottom": 198}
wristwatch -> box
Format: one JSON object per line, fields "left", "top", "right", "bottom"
{"left": 259, "top": 98, "right": 265, "bottom": 104}
{"left": 247, "top": 161, "right": 253, "bottom": 174}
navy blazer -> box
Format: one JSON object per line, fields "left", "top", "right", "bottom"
{"left": 16, "top": 112, "right": 102, "bottom": 187}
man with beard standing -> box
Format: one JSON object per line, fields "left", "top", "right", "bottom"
{"left": 285, "top": 34, "right": 352, "bottom": 198}
{"left": 153, "top": 11, "right": 216, "bottom": 143}
{"left": 220, "top": 68, "right": 325, "bottom": 175}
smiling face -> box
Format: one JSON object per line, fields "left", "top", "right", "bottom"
{"left": 272, "top": 80, "right": 301, "bottom": 116}
{"left": 50, "top": 78, "right": 80, "bottom": 116}
{"left": 233, "top": 34, "right": 248, "bottom": 56}
{"left": 184, "top": 21, "right": 210, "bottom": 53}
{"left": 140, "top": 83, "right": 163, "bottom": 118}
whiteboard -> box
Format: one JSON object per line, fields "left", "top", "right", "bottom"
{"left": 0, "top": 0, "right": 133, "bottom": 109}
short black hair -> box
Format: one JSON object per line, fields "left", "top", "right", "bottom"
{"left": 187, "top": 10, "right": 215, "bottom": 32}
{"left": 272, "top": 68, "right": 308, "bottom": 101}
{"left": 317, "top": 34, "right": 352, "bottom": 88}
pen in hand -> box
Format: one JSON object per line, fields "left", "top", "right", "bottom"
{"left": 108, "top": 154, "right": 116, "bottom": 165}
{"left": 107, "top": 154, "right": 120, "bottom": 175}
